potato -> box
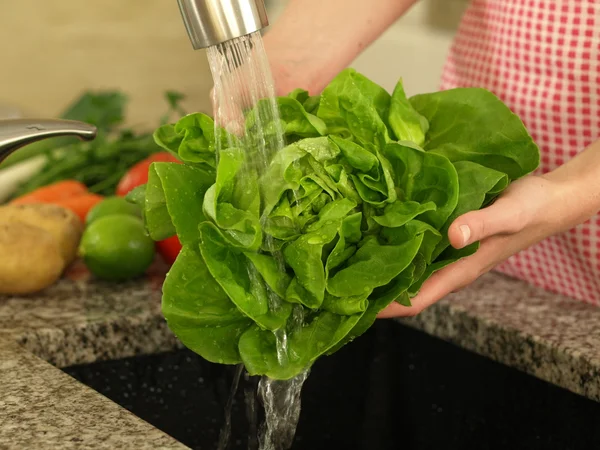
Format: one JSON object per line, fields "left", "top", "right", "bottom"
{"left": 0, "top": 203, "right": 83, "bottom": 265}
{"left": 0, "top": 220, "right": 65, "bottom": 295}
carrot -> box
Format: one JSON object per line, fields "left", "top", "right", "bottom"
{"left": 52, "top": 194, "right": 104, "bottom": 222}
{"left": 11, "top": 180, "right": 88, "bottom": 205}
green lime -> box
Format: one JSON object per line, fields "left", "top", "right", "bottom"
{"left": 85, "top": 196, "right": 141, "bottom": 225}
{"left": 80, "top": 214, "right": 155, "bottom": 281}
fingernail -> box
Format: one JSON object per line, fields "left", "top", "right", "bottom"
{"left": 459, "top": 225, "right": 471, "bottom": 246}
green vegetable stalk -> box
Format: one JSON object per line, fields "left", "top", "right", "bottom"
{"left": 130, "top": 68, "right": 540, "bottom": 380}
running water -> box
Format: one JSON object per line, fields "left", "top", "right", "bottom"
{"left": 207, "top": 31, "right": 308, "bottom": 450}
{"left": 217, "top": 365, "right": 244, "bottom": 450}
{"left": 257, "top": 371, "right": 309, "bottom": 450}
{"left": 207, "top": 32, "right": 285, "bottom": 168}
{"left": 244, "top": 374, "right": 260, "bottom": 450}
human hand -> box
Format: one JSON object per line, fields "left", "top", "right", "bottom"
{"left": 378, "top": 173, "right": 571, "bottom": 318}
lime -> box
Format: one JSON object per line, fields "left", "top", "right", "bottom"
{"left": 85, "top": 196, "right": 141, "bottom": 225}
{"left": 80, "top": 214, "right": 155, "bottom": 281}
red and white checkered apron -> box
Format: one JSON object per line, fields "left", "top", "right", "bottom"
{"left": 440, "top": 0, "right": 600, "bottom": 305}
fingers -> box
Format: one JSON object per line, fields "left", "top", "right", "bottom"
{"left": 377, "top": 256, "right": 478, "bottom": 318}
{"left": 377, "top": 235, "right": 513, "bottom": 319}
{"left": 377, "top": 176, "right": 554, "bottom": 319}
{"left": 448, "top": 196, "right": 527, "bottom": 249}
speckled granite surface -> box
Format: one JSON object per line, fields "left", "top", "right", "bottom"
{"left": 398, "top": 273, "right": 600, "bottom": 402}
{"left": 0, "top": 337, "right": 186, "bottom": 449}
{"left": 0, "top": 277, "right": 186, "bottom": 450}
{"left": 1, "top": 270, "right": 600, "bottom": 448}
{"left": 0, "top": 277, "right": 181, "bottom": 368}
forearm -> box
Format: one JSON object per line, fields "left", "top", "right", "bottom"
{"left": 545, "top": 138, "right": 600, "bottom": 228}
{"left": 264, "top": 0, "right": 418, "bottom": 95}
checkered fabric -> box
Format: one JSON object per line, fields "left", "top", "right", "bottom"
{"left": 440, "top": 0, "right": 600, "bottom": 304}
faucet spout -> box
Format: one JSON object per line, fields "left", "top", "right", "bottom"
{"left": 177, "top": 0, "right": 269, "bottom": 49}
{"left": 0, "top": 119, "right": 97, "bottom": 164}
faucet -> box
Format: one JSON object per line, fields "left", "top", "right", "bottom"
{"left": 0, "top": 119, "right": 97, "bottom": 164}
{"left": 177, "top": 0, "right": 269, "bottom": 49}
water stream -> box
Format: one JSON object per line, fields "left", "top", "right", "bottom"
{"left": 207, "top": 31, "right": 308, "bottom": 450}
{"left": 207, "top": 31, "right": 285, "bottom": 164}
{"left": 257, "top": 371, "right": 309, "bottom": 450}
{"left": 217, "top": 364, "right": 244, "bottom": 450}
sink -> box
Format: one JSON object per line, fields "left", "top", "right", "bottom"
{"left": 62, "top": 321, "right": 600, "bottom": 450}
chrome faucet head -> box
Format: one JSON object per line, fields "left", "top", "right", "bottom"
{"left": 0, "top": 119, "right": 97, "bottom": 164}
{"left": 177, "top": 0, "right": 269, "bottom": 49}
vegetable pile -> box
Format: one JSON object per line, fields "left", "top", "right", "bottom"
{"left": 130, "top": 68, "right": 539, "bottom": 380}
{"left": 1, "top": 91, "right": 186, "bottom": 280}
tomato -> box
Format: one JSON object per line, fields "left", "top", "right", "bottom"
{"left": 156, "top": 235, "right": 182, "bottom": 265}
{"left": 116, "top": 152, "right": 180, "bottom": 196}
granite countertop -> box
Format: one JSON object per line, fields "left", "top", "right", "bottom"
{"left": 0, "top": 274, "right": 186, "bottom": 450}
{"left": 1, "top": 265, "right": 600, "bottom": 449}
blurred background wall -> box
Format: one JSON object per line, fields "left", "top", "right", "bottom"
{"left": 0, "top": 0, "right": 468, "bottom": 129}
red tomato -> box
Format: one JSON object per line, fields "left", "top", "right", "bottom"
{"left": 156, "top": 235, "right": 182, "bottom": 265}
{"left": 116, "top": 152, "right": 181, "bottom": 196}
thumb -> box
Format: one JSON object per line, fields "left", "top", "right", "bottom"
{"left": 448, "top": 197, "right": 526, "bottom": 249}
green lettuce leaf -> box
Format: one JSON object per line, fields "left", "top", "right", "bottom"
{"left": 383, "top": 142, "right": 459, "bottom": 229}
{"left": 199, "top": 222, "right": 292, "bottom": 331}
{"left": 388, "top": 79, "right": 429, "bottom": 146}
{"left": 410, "top": 88, "right": 539, "bottom": 180}
{"left": 318, "top": 68, "right": 391, "bottom": 147}
{"left": 239, "top": 310, "right": 363, "bottom": 379}
{"left": 148, "top": 162, "right": 214, "bottom": 245}
{"left": 162, "top": 245, "right": 252, "bottom": 364}
{"left": 136, "top": 68, "right": 540, "bottom": 380}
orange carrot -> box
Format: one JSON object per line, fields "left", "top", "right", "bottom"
{"left": 52, "top": 194, "right": 104, "bottom": 222}
{"left": 11, "top": 180, "right": 88, "bottom": 205}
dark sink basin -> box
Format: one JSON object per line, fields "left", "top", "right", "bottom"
{"left": 63, "top": 321, "right": 600, "bottom": 450}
